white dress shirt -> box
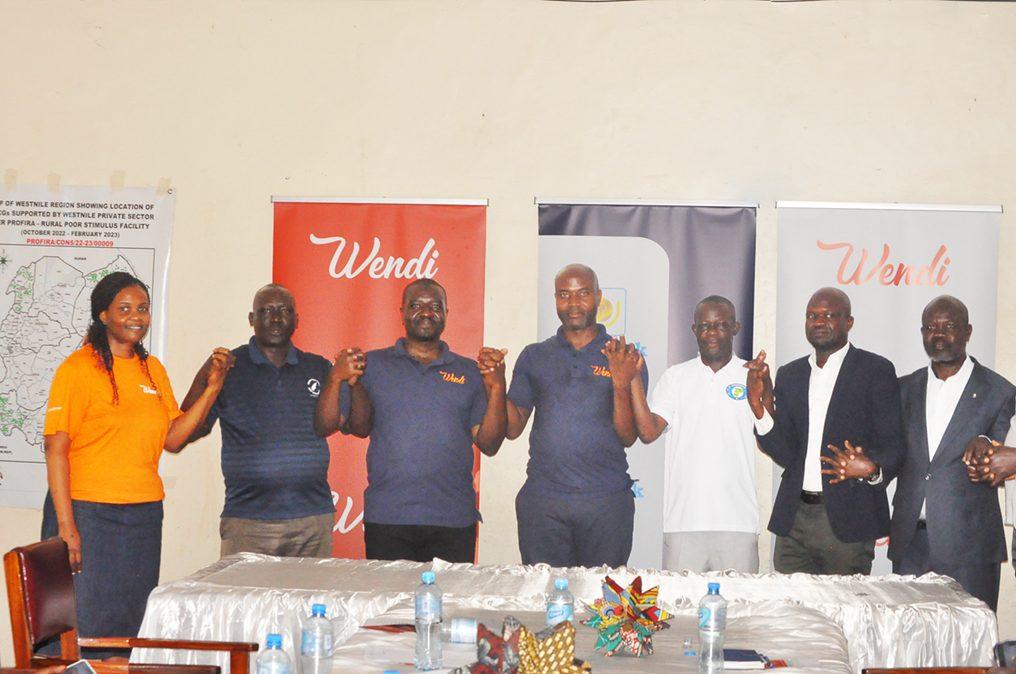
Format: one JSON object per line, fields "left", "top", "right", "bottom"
{"left": 754, "top": 343, "right": 850, "bottom": 492}
{"left": 920, "top": 356, "right": 974, "bottom": 520}
{"left": 649, "top": 356, "right": 759, "bottom": 534}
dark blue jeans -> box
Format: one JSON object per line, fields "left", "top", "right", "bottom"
{"left": 516, "top": 486, "right": 634, "bottom": 568}
{"left": 41, "top": 494, "right": 163, "bottom": 658}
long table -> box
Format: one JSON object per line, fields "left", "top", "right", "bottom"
{"left": 134, "top": 553, "right": 998, "bottom": 673}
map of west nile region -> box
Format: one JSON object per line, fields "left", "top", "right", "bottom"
{"left": 0, "top": 255, "right": 139, "bottom": 459}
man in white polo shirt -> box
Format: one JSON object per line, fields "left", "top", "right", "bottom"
{"left": 628, "top": 295, "right": 760, "bottom": 572}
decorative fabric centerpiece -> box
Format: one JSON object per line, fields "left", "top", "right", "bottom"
{"left": 453, "top": 616, "right": 591, "bottom": 674}
{"left": 581, "top": 575, "right": 671, "bottom": 657}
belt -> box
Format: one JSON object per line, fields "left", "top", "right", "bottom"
{"left": 800, "top": 490, "right": 824, "bottom": 505}
{"left": 917, "top": 520, "right": 927, "bottom": 530}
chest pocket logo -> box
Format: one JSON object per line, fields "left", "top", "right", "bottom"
{"left": 139, "top": 384, "right": 158, "bottom": 395}
{"left": 439, "top": 370, "right": 466, "bottom": 384}
{"left": 590, "top": 365, "right": 612, "bottom": 379}
{"left": 726, "top": 383, "right": 747, "bottom": 400}
{"left": 307, "top": 378, "right": 321, "bottom": 397}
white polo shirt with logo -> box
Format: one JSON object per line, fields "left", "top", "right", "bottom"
{"left": 649, "top": 355, "right": 760, "bottom": 535}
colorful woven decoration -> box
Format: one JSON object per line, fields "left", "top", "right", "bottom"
{"left": 453, "top": 617, "right": 591, "bottom": 674}
{"left": 452, "top": 616, "right": 522, "bottom": 674}
{"left": 581, "top": 575, "right": 671, "bottom": 657}
{"left": 516, "top": 620, "right": 591, "bottom": 674}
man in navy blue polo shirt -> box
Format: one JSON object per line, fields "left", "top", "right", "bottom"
{"left": 314, "top": 278, "right": 508, "bottom": 563}
{"left": 506, "top": 263, "right": 646, "bottom": 568}
{"left": 181, "top": 284, "right": 337, "bottom": 558}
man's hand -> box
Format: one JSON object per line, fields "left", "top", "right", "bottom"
{"left": 330, "top": 347, "right": 366, "bottom": 385}
{"left": 205, "top": 347, "right": 236, "bottom": 391}
{"left": 477, "top": 347, "right": 508, "bottom": 391}
{"left": 966, "top": 441, "right": 1016, "bottom": 487}
{"left": 962, "top": 435, "right": 995, "bottom": 469}
{"left": 821, "top": 440, "right": 878, "bottom": 484}
{"left": 603, "top": 336, "right": 640, "bottom": 388}
{"left": 744, "top": 350, "right": 774, "bottom": 420}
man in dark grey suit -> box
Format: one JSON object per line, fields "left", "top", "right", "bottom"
{"left": 887, "top": 295, "right": 1014, "bottom": 610}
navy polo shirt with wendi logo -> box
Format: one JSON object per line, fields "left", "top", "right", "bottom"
{"left": 507, "top": 324, "right": 649, "bottom": 498}
{"left": 208, "top": 338, "right": 335, "bottom": 520}
{"left": 354, "top": 338, "right": 487, "bottom": 528}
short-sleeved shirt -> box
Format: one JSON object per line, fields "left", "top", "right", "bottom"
{"left": 206, "top": 338, "right": 335, "bottom": 520}
{"left": 649, "top": 356, "right": 759, "bottom": 534}
{"left": 351, "top": 339, "right": 487, "bottom": 528}
{"left": 44, "top": 344, "right": 181, "bottom": 504}
{"left": 507, "top": 324, "right": 648, "bottom": 498}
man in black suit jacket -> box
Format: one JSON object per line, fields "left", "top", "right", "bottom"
{"left": 887, "top": 296, "right": 1014, "bottom": 610}
{"left": 745, "top": 287, "right": 904, "bottom": 574}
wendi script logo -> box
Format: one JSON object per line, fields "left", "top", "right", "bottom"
{"left": 817, "top": 240, "right": 951, "bottom": 287}
{"left": 310, "top": 235, "right": 440, "bottom": 280}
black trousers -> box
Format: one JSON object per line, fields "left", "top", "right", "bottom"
{"left": 893, "top": 524, "right": 1001, "bottom": 611}
{"left": 364, "top": 521, "right": 476, "bottom": 563}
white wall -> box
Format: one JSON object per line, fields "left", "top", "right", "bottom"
{"left": 2, "top": 0, "right": 1015, "bottom": 663}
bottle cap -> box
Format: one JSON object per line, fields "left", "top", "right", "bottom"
{"left": 708, "top": 582, "right": 721, "bottom": 594}
{"left": 266, "top": 633, "right": 282, "bottom": 649}
{"left": 311, "top": 603, "right": 327, "bottom": 617}
{"left": 421, "top": 571, "right": 436, "bottom": 584}
{"left": 554, "top": 578, "right": 569, "bottom": 591}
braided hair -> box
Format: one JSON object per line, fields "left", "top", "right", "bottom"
{"left": 85, "top": 271, "right": 159, "bottom": 404}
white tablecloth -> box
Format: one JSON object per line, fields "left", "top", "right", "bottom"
{"left": 134, "top": 553, "right": 998, "bottom": 673}
{"left": 332, "top": 603, "right": 852, "bottom": 673}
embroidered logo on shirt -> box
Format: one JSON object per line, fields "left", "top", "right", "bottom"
{"left": 307, "top": 378, "right": 321, "bottom": 397}
{"left": 139, "top": 384, "right": 158, "bottom": 395}
{"left": 590, "top": 365, "right": 612, "bottom": 378}
{"left": 440, "top": 371, "right": 465, "bottom": 384}
{"left": 726, "top": 383, "right": 747, "bottom": 400}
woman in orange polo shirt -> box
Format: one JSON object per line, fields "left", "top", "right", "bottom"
{"left": 41, "top": 271, "right": 233, "bottom": 651}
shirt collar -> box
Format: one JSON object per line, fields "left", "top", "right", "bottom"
{"left": 555, "top": 323, "right": 609, "bottom": 353}
{"left": 808, "top": 342, "right": 850, "bottom": 373}
{"left": 394, "top": 337, "right": 454, "bottom": 366}
{"left": 247, "top": 337, "right": 299, "bottom": 367}
{"left": 926, "top": 354, "right": 974, "bottom": 385}
{"left": 694, "top": 354, "right": 743, "bottom": 377}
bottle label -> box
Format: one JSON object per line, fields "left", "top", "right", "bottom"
{"left": 300, "top": 631, "right": 332, "bottom": 656}
{"left": 698, "top": 607, "right": 711, "bottom": 629}
{"left": 416, "top": 594, "right": 441, "bottom": 619}
{"left": 546, "top": 603, "right": 573, "bottom": 625}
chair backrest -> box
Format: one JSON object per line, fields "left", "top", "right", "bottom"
{"left": 3, "top": 537, "right": 80, "bottom": 666}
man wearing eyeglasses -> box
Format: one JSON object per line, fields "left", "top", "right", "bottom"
{"left": 745, "top": 287, "right": 905, "bottom": 575}
{"left": 886, "top": 296, "right": 1014, "bottom": 610}
{"left": 180, "top": 284, "right": 338, "bottom": 558}
{"left": 628, "top": 296, "right": 760, "bottom": 572}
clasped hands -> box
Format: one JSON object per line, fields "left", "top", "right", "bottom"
{"left": 820, "top": 440, "right": 879, "bottom": 484}
{"left": 602, "top": 336, "right": 643, "bottom": 386}
{"left": 328, "top": 345, "right": 509, "bottom": 390}
{"left": 963, "top": 436, "right": 1016, "bottom": 488}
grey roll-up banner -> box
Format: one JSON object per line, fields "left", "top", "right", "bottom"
{"left": 537, "top": 200, "right": 757, "bottom": 568}
{"left": 775, "top": 201, "right": 1002, "bottom": 575}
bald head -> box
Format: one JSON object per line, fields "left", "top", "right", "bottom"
{"left": 401, "top": 278, "right": 447, "bottom": 307}
{"left": 250, "top": 283, "right": 297, "bottom": 349}
{"left": 922, "top": 295, "right": 969, "bottom": 326}
{"left": 555, "top": 263, "right": 599, "bottom": 293}
{"left": 809, "top": 287, "right": 851, "bottom": 316}
{"left": 252, "top": 283, "right": 294, "bottom": 311}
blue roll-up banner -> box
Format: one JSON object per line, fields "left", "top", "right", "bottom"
{"left": 537, "top": 200, "right": 757, "bottom": 568}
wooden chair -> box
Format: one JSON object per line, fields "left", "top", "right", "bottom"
{"left": 4, "top": 538, "right": 257, "bottom": 674}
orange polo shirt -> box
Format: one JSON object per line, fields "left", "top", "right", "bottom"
{"left": 44, "top": 344, "right": 182, "bottom": 504}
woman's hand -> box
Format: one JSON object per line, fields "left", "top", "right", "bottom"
{"left": 205, "top": 347, "right": 236, "bottom": 391}
{"left": 59, "top": 522, "right": 83, "bottom": 573}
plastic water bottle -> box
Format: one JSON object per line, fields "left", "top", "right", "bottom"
{"left": 441, "top": 617, "right": 477, "bottom": 644}
{"left": 698, "top": 582, "right": 727, "bottom": 673}
{"left": 300, "top": 603, "right": 333, "bottom": 674}
{"left": 414, "top": 571, "right": 442, "bottom": 670}
{"left": 257, "top": 634, "right": 291, "bottom": 674}
{"left": 546, "top": 578, "right": 574, "bottom": 627}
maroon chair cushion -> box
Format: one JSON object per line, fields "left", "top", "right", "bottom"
{"left": 16, "top": 537, "right": 77, "bottom": 648}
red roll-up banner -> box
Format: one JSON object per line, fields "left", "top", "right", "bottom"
{"left": 272, "top": 198, "right": 487, "bottom": 559}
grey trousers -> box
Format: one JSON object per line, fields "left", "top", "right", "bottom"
{"left": 773, "top": 502, "right": 875, "bottom": 575}
{"left": 220, "top": 512, "right": 334, "bottom": 558}
{"left": 894, "top": 525, "right": 1000, "bottom": 611}
{"left": 662, "top": 531, "right": 760, "bottom": 573}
